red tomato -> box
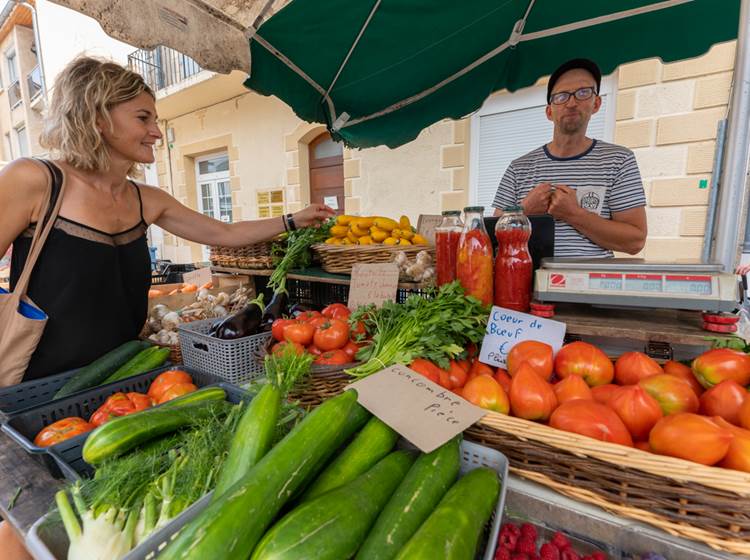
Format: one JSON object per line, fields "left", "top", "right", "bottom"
{"left": 456, "top": 359, "right": 471, "bottom": 374}
{"left": 692, "top": 348, "right": 750, "bottom": 389}
{"left": 614, "top": 352, "right": 662, "bottom": 385}
{"left": 315, "top": 349, "right": 350, "bottom": 365}
{"left": 468, "top": 360, "right": 495, "bottom": 380}
{"left": 307, "top": 345, "right": 323, "bottom": 357}
{"left": 507, "top": 341, "right": 553, "bottom": 380}
{"left": 322, "top": 303, "right": 351, "bottom": 320}
{"left": 308, "top": 316, "right": 328, "bottom": 330}
{"left": 127, "top": 392, "right": 153, "bottom": 412}
{"left": 591, "top": 384, "right": 619, "bottom": 404}
{"left": 634, "top": 440, "right": 651, "bottom": 452}
{"left": 554, "top": 341, "right": 614, "bottom": 387}
{"left": 494, "top": 368, "right": 512, "bottom": 394}
{"left": 435, "top": 365, "right": 453, "bottom": 390}
{"left": 553, "top": 375, "right": 593, "bottom": 404}
{"left": 350, "top": 320, "right": 368, "bottom": 341}
{"left": 699, "top": 380, "right": 748, "bottom": 425}
{"left": 740, "top": 397, "right": 750, "bottom": 430}
{"left": 509, "top": 363, "right": 558, "bottom": 421}
{"left": 409, "top": 359, "right": 441, "bottom": 384}
{"left": 341, "top": 340, "right": 361, "bottom": 360}
{"left": 296, "top": 310, "right": 323, "bottom": 322}
{"left": 639, "top": 374, "right": 699, "bottom": 416}
{"left": 447, "top": 360, "right": 468, "bottom": 389}
{"left": 462, "top": 375, "right": 509, "bottom": 413}
{"left": 157, "top": 383, "right": 198, "bottom": 404}
{"left": 284, "top": 322, "right": 315, "bottom": 346}
{"left": 34, "top": 417, "right": 95, "bottom": 447}
{"left": 148, "top": 370, "right": 193, "bottom": 401}
{"left": 649, "top": 413, "right": 732, "bottom": 465}
{"left": 550, "top": 400, "right": 634, "bottom": 447}
{"left": 272, "top": 341, "right": 305, "bottom": 356}
{"left": 271, "top": 318, "right": 296, "bottom": 342}
{"left": 89, "top": 392, "right": 153, "bottom": 426}
{"left": 607, "top": 385, "right": 663, "bottom": 441}
{"left": 714, "top": 417, "right": 750, "bottom": 472}
{"left": 663, "top": 360, "right": 704, "bottom": 397}
{"left": 313, "top": 319, "right": 350, "bottom": 351}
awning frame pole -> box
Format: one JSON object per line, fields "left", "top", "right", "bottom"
{"left": 711, "top": 0, "right": 750, "bottom": 271}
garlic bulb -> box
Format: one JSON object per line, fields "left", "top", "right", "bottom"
{"left": 161, "top": 311, "right": 181, "bottom": 331}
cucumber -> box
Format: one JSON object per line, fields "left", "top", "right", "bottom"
{"left": 301, "top": 416, "right": 398, "bottom": 502}
{"left": 158, "top": 390, "right": 359, "bottom": 560}
{"left": 251, "top": 450, "right": 415, "bottom": 560}
{"left": 54, "top": 340, "right": 150, "bottom": 398}
{"left": 394, "top": 467, "right": 500, "bottom": 560}
{"left": 82, "top": 388, "right": 227, "bottom": 464}
{"left": 212, "top": 383, "right": 281, "bottom": 500}
{"left": 102, "top": 346, "right": 169, "bottom": 384}
{"left": 356, "top": 437, "right": 461, "bottom": 560}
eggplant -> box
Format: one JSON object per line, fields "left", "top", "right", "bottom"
{"left": 261, "top": 291, "right": 288, "bottom": 326}
{"left": 211, "top": 294, "right": 265, "bottom": 339}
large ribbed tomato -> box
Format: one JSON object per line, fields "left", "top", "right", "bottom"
{"left": 606, "top": 385, "right": 663, "bottom": 441}
{"left": 699, "top": 380, "right": 748, "bottom": 425}
{"left": 462, "top": 375, "right": 509, "bottom": 413}
{"left": 614, "top": 352, "right": 662, "bottom": 385}
{"left": 554, "top": 341, "right": 613, "bottom": 387}
{"left": 507, "top": 341, "right": 553, "bottom": 380}
{"left": 509, "top": 363, "right": 557, "bottom": 421}
{"left": 662, "top": 360, "right": 704, "bottom": 397}
{"left": 553, "top": 375, "right": 592, "bottom": 404}
{"left": 713, "top": 417, "right": 750, "bottom": 472}
{"left": 692, "top": 348, "right": 750, "bottom": 389}
{"left": 649, "top": 413, "right": 732, "bottom": 465}
{"left": 549, "top": 400, "right": 633, "bottom": 447}
{"left": 639, "top": 374, "right": 700, "bottom": 416}
{"left": 34, "top": 417, "right": 95, "bottom": 447}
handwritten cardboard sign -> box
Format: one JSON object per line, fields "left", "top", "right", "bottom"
{"left": 479, "top": 306, "right": 566, "bottom": 368}
{"left": 183, "top": 267, "right": 212, "bottom": 288}
{"left": 348, "top": 263, "right": 400, "bottom": 310}
{"left": 416, "top": 214, "right": 443, "bottom": 245}
{"left": 348, "top": 364, "right": 486, "bottom": 453}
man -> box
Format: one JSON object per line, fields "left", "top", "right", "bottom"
{"left": 493, "top": 58, "right": 647, "bottom": 257}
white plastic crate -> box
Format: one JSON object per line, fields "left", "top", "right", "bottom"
{"left": 177, "top": 318, "right": 271, "bottom": 385}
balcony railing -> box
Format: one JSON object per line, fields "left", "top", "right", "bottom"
{"left": 128, "top": 46, "right": 202, "bottom": 93}
{"left": 8, "top": 80, "right": 21, "bottom": 108}
{"left": 26, "top": 65, "right": 42, "bottom": 100}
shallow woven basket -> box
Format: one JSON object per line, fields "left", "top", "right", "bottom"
{"left": 255, "top": 338, "right": 361, "bottom": 376}
{"left": 210, "top": 238, "right": 282, "bottom": 270}
{"left": 312, "top": 243, "right": 434, "bottom": 275}
{"left": 465, "top": 412, "right": 750, "bottom": 555}
{"left": 289, "top": 370, "right": 351, "bottom": 408}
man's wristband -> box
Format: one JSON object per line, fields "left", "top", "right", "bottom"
{"left": 286, "top": 213, "right": 297, "bottom": 231}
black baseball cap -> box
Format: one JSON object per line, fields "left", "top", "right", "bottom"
{"left": 546, "top": 58, "right": 602, "bottom": 104}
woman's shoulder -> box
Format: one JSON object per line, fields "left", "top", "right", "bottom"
{"left": 0, "top": 158, "right": 50, "bottom": 204}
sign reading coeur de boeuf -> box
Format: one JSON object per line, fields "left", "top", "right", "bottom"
{"left": 479, "top": 306, "right": 566, "bottom": 368}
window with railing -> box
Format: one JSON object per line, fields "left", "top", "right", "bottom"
{"left": 128, "top": 45, "right": 202, "bottom": 93}
{"left": 8, "top": 80, "right": 21, "bottom": 108}
{"left": 27, "top": 65, "right": 42, "bottom": 100}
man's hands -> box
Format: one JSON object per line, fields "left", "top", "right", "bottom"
{"left": 547, "top": 184, "right": 582, "bottom": 221}
{"left": 520, "top": 182, "right": 553, "bottom": 215}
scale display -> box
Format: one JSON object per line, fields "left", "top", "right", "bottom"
{"left": 664, "top": 275, "right": 712, "bottom": 296}
{"left": 624, "top": 274, "right": 663, "bottom": 293}
{"left": 588, "top": 273, "right": 622, "bottom": 291}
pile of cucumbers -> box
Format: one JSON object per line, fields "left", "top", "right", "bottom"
{"left": 55, "top": 340, "right": 170, "bottom": 398}
{"left": 158, "top": 390, "right": 502, "bottom": 560}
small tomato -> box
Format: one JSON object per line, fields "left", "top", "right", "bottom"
{"left": 315, "top": 349, "right": 350, "bottom": 365}
{"left": 271, "top": 318, "right": 296, "bottom": 342}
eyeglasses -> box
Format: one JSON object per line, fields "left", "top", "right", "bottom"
{"left": 549, "top": 87, "right": 597, "bottom": 105}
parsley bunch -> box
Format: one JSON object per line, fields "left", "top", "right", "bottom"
{"left": 268, "top": 219, "right": 333, "bottom": 294}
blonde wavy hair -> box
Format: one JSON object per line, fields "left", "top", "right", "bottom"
{"left": 40, "top": 56, "right": 154, "bottom": 173}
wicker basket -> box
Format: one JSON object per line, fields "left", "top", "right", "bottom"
{"left": 312, "top": 243, "right": 434, "bottom": 275}
{"left": 465, "top": 412, "right": 750, "bottom": 555}
{"left": 288, "top": 370, "right": 351, "bottom": 408}
{"left": 210, "top": 238, "right": 282, "bottom": 270}
{"left": 255, "top": 337, "right": 361, "bottom": 377}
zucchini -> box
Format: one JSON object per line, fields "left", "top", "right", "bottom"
{"left": 356, "top": 437, "right": 461, "bottom": 560}
{"left": 158, "top": 390, "right": 359, "bottom": 560}
{"left": 102, "top": 346, "right": 170, "bottom": 384}
{"left": 301, "top": 416, "right": 398, "bottom": 502}
{"left": 157, "top": 385, "right": 227, "bottom": 409}
{"left": 251, "top": 450, "right": 415, "bottom": 560}
{"left": 212, "top": 383, "right": 281, "bottom": 500}
{"left": 82, "top": 388, "right": 227, "bottom": 464}
{"left": 394, "top": 467, "right": 500, "bottom": 560}
{"left": 54, "top": 340, "right": 150, "bottom": 398}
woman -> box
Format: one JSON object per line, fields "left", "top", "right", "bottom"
{"left": 0, "top": 57, "right": 333, "bottom": 558}
{"left": 0, "top": 56, "right": 333, "bottom": 381}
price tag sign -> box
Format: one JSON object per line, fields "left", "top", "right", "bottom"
{"left": 183, "top": 267, "right": 212, "bottom": 287}
{"left": 479, "top": 306, "right": 566, "bottom": 368}
{"left": 416, "top": 214, "right": 443, "bottom": 245}
{"left": 348, "top": 263, "right": 400, "bottom": 310}
{"left": 348, "top": 365, "right": 486, "bottom": 453}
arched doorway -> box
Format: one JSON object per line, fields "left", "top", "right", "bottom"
{"left": 309, "top": 132, "right": 344, "bottom": 215}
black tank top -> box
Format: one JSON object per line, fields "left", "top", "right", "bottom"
{"left": 9, "top": 160, "right": 152, "bottom": 380}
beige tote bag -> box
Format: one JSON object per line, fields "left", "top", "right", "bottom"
{"left": 0, "top": 159, "right": 64, "bottom": 387}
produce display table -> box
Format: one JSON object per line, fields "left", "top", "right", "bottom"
{"left": 0, "top": 426, "right": 742, "bottom": 560}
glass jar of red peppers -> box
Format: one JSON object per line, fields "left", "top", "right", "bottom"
{"left": 494, "top": 205, "right": 533, "bottom": 312}
{"left": 456, "top": 206, "right": 493, "bottom": 306}
{"left": 435, "top": 210, "right": 463, "bottom": 286}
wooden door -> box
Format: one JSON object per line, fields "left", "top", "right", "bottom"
{"left": 309, "top": 133, "right": 344, "bottom": 215}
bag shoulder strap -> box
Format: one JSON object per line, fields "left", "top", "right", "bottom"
{"left": 13, "top": 158, "right": 66, "bottom": 297}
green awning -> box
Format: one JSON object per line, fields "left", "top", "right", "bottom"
{"left": 245, "top": 0, "right": 740, "bottom": 149}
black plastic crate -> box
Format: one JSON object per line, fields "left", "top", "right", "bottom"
{"left": 0, "top": 369, "right": 78, "bottom": 415}
{"left": 1, "top": 366, "right": 231, "bottom": 479}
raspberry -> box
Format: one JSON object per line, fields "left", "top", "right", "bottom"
{"left": 540, "top": 543, "right": 561, "bottom": 560}
{"left": 498, "top": 530, "right": 519, "bottom": 551}
{"left": 502, "top": 523, "right": 521, "bottom": 536}
{"left": 521, "top": 523, "right": 538, "bottom": 541}
{"left": 551, "top": 531, "right": 571, "bottom": 550}
{"left": 560, "top": 550, "right": 580, "bottom": 560}
{"left": 528, "top": 555, "right": 541, "bottom": 560}
{"left": 511, "top": 554, "right": 529, "bottom": 560}
{"left": 515, "top": 537, "right": 537, "bottom": 555}
{"left": 591, "top": 553, "right": 607, "bottom": 560}
{"left": 495, "top": 548, "right": 511, "bottom": 560}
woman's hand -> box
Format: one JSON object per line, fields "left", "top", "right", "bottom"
{"left": 293, "top": 203, "right": 336, "bottom": 228}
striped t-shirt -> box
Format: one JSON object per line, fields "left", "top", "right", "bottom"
{"left": 492, "top": 140, "right": 646, "bottom": 258}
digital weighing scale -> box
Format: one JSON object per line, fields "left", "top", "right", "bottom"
{"left": 534, "top": 259, "right": 742, "bottom": 313}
